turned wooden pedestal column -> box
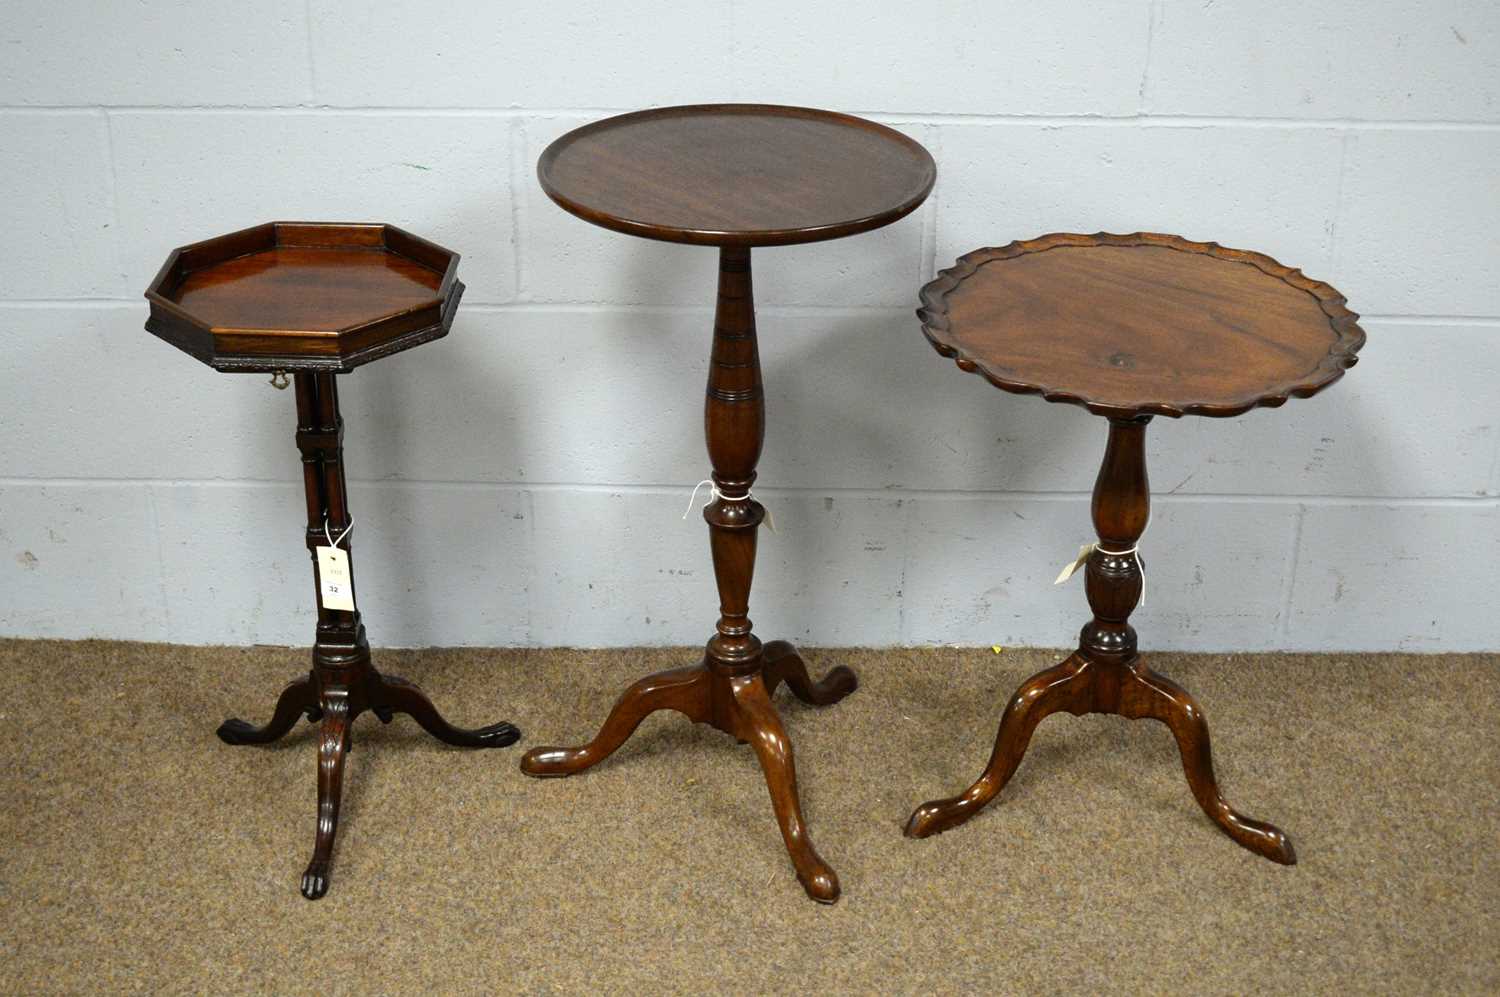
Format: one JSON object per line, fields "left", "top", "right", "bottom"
{"left": 520, "top": 104, "right": 935, "bottom": 902}
{"left": 522, "top": 248, "right": 858, "bottom": 901}
{"left": 216, "top": 373, "right": 519, "bottom": 899}
{"left": 145, "top": 222, "right": 520, "bottom": 899}
{"left": 905, "top": 232, "right": 1366, "bottom": 863}
{"left": 906, "top": 415, "right": 1294, "bottom": 861}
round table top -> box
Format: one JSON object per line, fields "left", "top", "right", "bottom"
{"left": 537, "top": 104, "right": 936, "bottom": 247}
{"left": 918, "top": 233, "right": 1366, "bottom": 419}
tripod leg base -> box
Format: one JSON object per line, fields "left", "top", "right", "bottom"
{"left": 729, "top": 672, "right": 840, "bottom": 903}
{"left": 522, "top": 643, "right": 851, "bottom": 903}
{"left": 905, "top": 655, "right": 1088, "bottom": 839}
{"left": 762, "top": 640, "right": 857, "bottom": 707}
{"left": 906, "top": 653, "right": 1295, "bottom": 864}
{"left": 300, "top": 691, "right": 350, "bottom": 901}
{"left": 216, "top": 673, "right": 319, "bottom": 746}
{"left": 520, "top": 665, "right": 710, "bottom": 777}
{"left": 376, "top": 672, "right": 520, "bottom": 749}
{"left": 1122, "top": 663, "right": 1296, "bottom": 864}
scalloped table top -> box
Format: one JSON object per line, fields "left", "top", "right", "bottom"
{"left": 538, "top": 104, "right": 935, "bottom": 247}
{"left": 918, "top": 233, "right": 1365, "bottom": 419}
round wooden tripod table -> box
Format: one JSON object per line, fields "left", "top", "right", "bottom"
{"left": 523, "top": 105, "right": 935, "bottom": 903}
{"left": 145, "top": 221, "right": 520, "bottom": 900}
{"left": 906, "top": 232, "right": 1366, "bottom": 862}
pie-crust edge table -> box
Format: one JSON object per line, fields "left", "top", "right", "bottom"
{"left": 904, "top": 231, "right": 1366, "bottom": 863}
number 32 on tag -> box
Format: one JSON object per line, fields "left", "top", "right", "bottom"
{"left": 316, "top": 546, "right": 356, "bottom": 611}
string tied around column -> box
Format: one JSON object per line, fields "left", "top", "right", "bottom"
{"left": 682, "top": 479, "right": 776, "bottom": 533}
{"left": 1053, "top": 521, "right": 1147, "bottom": 606}
{"left": 323, "top": 516, "right": 354, "bottom": 549}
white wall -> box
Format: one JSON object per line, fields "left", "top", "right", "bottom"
{"left": 2, "top": 1, "right": 1497, "bottom": 651}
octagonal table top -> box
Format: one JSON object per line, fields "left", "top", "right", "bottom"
{"left": 144, "top": 222, "right": 463, "bottom": 373}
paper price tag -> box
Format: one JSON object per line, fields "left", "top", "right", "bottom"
{"left": 1054, "top": 543, "right": 1096, "bottom": 585}
{"left": 316, "top": 546, "right": 355, "bottom": 611}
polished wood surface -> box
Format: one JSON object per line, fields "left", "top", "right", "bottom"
{"left": 145, "top": 225, "right": 515, "bottom": 899}
{"left": 918, "top": 232, "right": 1365, "bottom": 419}
{"left": 906, "top": 417, "right": 1294, "bottom": 863}
{"left": 173, "top": 247, "right": 441, "bottom": 331}
{"left": 522, "top": 247, "right": 872, "bottom": 903}
{"left": 145, "top": 222, "right": 462, "bottom": 372}
{"left": 525, "top": 107, "right": 932, "bottom": 902}
{"left": 538, "top": 104, "right": 936, "bottom": 247}
{"left": 215, "top": 373, "right": 519, "bottom": 900}
{"left": 908, "top": 235, "right": 1363, "bottom": 862}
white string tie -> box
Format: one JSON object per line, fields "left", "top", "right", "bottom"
{"left": 1053, "top": 520, "right": 1147, "bottom": 606}
{"left": 323, "top": 516, "right": 354, "bottom": 549}
{"left": 681, "top": 480, "right": 776, "bottom": 533}
{"left": 682, "top": 479, "right": 720, "bottom": 519}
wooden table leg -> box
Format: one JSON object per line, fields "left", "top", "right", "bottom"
{"left": 215, "top": 671, "right": 320, "bottom": 744}
{"left": 521, "top": 247, "right": 856, "bottom": 903}
{"left": 906, "top": 416, "right": 1295, "bottom": 864}
{"left": 215, "top": 372, "right": 520, "bottom": 900}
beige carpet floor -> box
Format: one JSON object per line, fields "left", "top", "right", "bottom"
{"left": 1, "top": 639, "right": 1496, "bottom": 994}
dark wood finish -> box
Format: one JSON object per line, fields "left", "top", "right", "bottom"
{"left": 918, "top": 232, "right": 1365, "bottom": 419}
{"left": 145, "top": 222, "right": 463, "bottom": 373}
{"left": 908, "top": 234, "right": 1364, "bottom": 863}
{"left": 145, "top": 228, "right": 516, "bottom": 900}
{"left": 905, "top": 416, "right": 1294, "bottom": 862}
{"left": 216, "top": 373, "right": 520, "bottom": 900}
{"left": 524, "top": 106, "right": 931, "bottom": 902}
{"left": 522, "top": 240, "right": 884, "bottom": 904}
{"left": 537, "top": 104, "right": 936, "bottom": 247}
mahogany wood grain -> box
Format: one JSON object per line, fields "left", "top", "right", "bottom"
{"left": 537, "top": 104, "right": 935, "bottom": 247}
{"left": 906, "top": 417, "right": 1294, "bottom": 862}
{"left": 524, "top": 106, "right": 930, "bottom": 903}
{"left": 173, "top": 247, "right": 442, "bottom": 331}
{"left": 214, "top": 372, "right": 520, "bottom": 900}
{"left": 907, "top": 234, "right": 1364, "bottom": 864}
{"left": 763, "top": 639, "right": 857, "bottom": 705}
{"left": 521, "top": 246, "right": 875, "bottom": 903}
{"left": 145, "top": 222, "right": 462, "bottom": 372}
{"left": 146, "top": 226, "right": 517, "bottom": 900}
{"left": 918, "top": 232, "right": 1365, "bottom": 419}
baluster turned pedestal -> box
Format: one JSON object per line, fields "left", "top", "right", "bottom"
{"left": 521, "top": 249, "right": 857, "bottom": 902}
{"left": 519, "top": 105, "right": 935, "bottom": 902}
{"left": 906, "top": 416, "right": 1294, "bottom": 863}
{"left": 905, "top": 232, "right": 1365, "bottom": 863}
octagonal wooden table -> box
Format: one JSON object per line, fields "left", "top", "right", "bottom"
{"left": 146, "top": 221, "right": 520, "bottom": 900}
{"left": 906, "top": 232, "right": 1366, "bottom": 863}
{"left": 521, "top": 105, "right": 935, "bottom": 903}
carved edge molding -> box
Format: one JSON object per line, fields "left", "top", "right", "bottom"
{"left": 916, "top": 231, "right": 1368, "bottom": 420}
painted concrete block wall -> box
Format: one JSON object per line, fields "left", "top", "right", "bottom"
{"left": 2, "top": 1, "right": 1497, "bottom": 652}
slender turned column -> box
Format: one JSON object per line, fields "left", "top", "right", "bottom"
{"left": 218, "top": 339, "right": 519, "bottom": 904}
{"left": 296, "top": 373, "right": 362, "bottom": 652}
{"left": 519, "top": 245, "right": 853, "bottom": 901}
{"left": 703, "top": 246, "right": 765, "bottom": 674}
{"left": 908, "top": 411, "right": 1294, "bottom": 862}
{"left": 293, "top": 372, "right": 359, "bottom": 899}
{"left": 1080, "top": 416, "right": 1150, "bottom": 676}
